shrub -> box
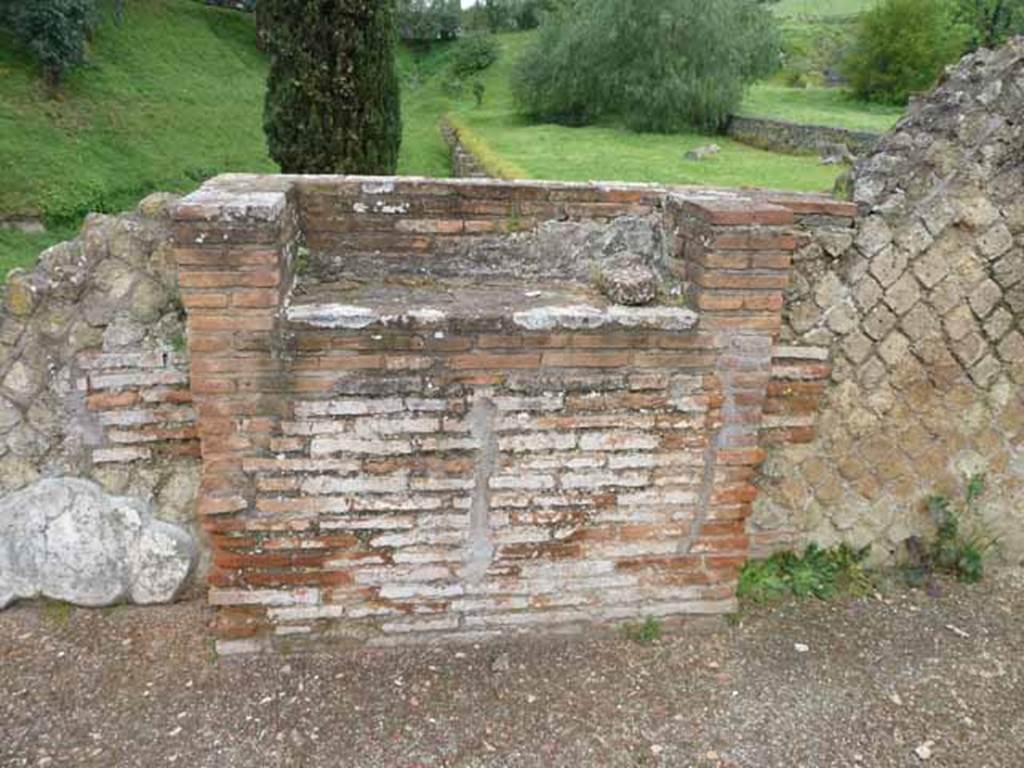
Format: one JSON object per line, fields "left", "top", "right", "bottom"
{"left": 842, "top": 0, "right": 968, "bottom": 105}
{"left": 0, "top": 0, "right": 98, "bottom": 86}
{"left": 903, "top": 474, "right": 997, "bottom": 586}
{"left": 261, "top": 0, "right": 402, "bottom": 174}
{"left": 511, "top": 0, "right": 781, "bottom": 133}
{"left": 450, "top": 35, "right": 499, "bottom": 79}
{"left": 956, "top": 0, "right": 1024, "bottom": 50}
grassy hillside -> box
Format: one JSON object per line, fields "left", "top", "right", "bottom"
{"left": 395, "top": 42, "right": 456, "bottom": 179}
{"left": 1, "top": 2, "right": 895, "bottom": 274}
{"left": 0, "top": 1, "right": 455, "bottom": 273}
{"left": 0, "top": 1, "right": 273, "bottom": 221}
{"left": 0, "top": 0, "right": 274, "bottom": 271}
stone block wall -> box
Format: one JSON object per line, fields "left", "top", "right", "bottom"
{"left": 440, "top": 118, "right": 488, "bottom": 178}
{"left": 0, "top": 196, "right": 201, "bottom": 540}
{"left": 726, "top": 115, "right": 881, "bottom": 157}
{"left": 169, "top": 174, "right": 845, "bottom": 652}
{"left": 751, "top": 42, "right": 1024, "bottom": 563}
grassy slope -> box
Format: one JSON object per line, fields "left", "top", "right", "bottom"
{"left": 395, "top": 43, "right": 456, "bottom": 178}
{"left": 0, "top": 0, "right": 274, "bottom": 221}
{"left": 447, "top": 34, "right": 842, "bottom": 193}
{"left": 0, "top": 0, "right": 274, "bottom": 271}
{"left": 0, "top": 1, "right": 452, "bottom": 273}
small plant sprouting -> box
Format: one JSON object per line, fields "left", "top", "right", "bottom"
{"left": 622, "top": 615, "right": 663, "bottom": 645}
{"left": 170, "top": 332, "right": 187, "bottom": 354}
{"left": 292, "top": 244, "right": 311, "bottom": 276}
{"left": 904, "top": 473, "right": 996, "bottom": 586}
{"left": 506, "top": 209, "right": 522, "bottom": 233}
{"left": 737, "top": 542, "right": 873, "bottom": 604}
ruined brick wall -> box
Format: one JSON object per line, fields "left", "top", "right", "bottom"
{"left": 0, "top": 194, "right": 201, "bottom": 566}
{"left": 170, "top": 175, "right": 844, "bottom": 652}
{"left": 752, "top": 42, "right": 1024, "bottom": 563}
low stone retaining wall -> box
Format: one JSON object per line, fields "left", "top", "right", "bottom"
{"left": 440, "top": 118, "right": 489, "bottom": 178}
{"left": 727, "top": 115, "right": 882, "bottom": 157}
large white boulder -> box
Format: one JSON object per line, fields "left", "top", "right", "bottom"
{"left": 0, "top": 478, "right": 196, "bottom": 609}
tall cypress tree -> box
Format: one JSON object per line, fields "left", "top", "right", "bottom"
{"left": 262, "top": 0, "right": 402, "bottom": 174}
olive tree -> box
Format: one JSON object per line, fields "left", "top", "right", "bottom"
{"left": 511, "top": 0, "right": 780, "bottom": 133}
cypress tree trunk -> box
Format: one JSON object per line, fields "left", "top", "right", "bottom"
{"left": 262, "top": 0, "right": 402, "bottom": 174}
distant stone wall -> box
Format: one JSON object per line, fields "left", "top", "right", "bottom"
{"left": 752, "top": 42, "right": 1024, "bottom": 564}
{"left": 0, "top": 195, "right": 201, "bottom": 574}
{"left": 440, "top": 118, "right": 488, "bottom": 178}
{"left": 727, "top": 115, "right": 882, "bottom": 157}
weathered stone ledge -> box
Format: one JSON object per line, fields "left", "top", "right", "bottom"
{"left": 285, "top": 301, "right": 700, "bottom": 333}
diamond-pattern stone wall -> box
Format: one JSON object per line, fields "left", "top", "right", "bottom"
{"left": 752, "top": 42, "right": 1024, "bottom": 562}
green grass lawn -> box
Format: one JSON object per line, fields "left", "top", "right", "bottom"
{"left": 446, "top": 33, "right": 843, "bottom": 193}
{"left": 772, "top": 0, "right": 875, "bottom": 18}
{"left": 740, "top": 84, "right": 903, "bottom": 133}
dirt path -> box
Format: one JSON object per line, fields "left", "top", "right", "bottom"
{"left": 2, "top": 570, "right": 1022, "bottom": 768}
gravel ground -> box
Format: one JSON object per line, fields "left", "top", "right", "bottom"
{"left": 2, "top": 569, "right": 1023, "bottom": 768}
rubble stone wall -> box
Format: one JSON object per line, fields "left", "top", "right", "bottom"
{"left": 751, "top": 42, "right": 1024, "bottom": 564}
{"left": 0, "top": 194, "right": 202, "bottom": 574}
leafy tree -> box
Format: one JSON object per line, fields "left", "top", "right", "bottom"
{"left": 955, "top": 0, "right": 1024, "bottom": 49}
{"left": 0, "top": 0, "right": 98, "bottom": 86}
{"left": 465, "top": 0, "right": 562, "bottom": 32}
{"left": 261, "top": 0, "right": 402, "bottom": 174}
{"left": 396, "top": 0, "right": 460, "bottom": 42}
{"left": 843, "top": 0, "right": 969, "bottom": 104}
{"left": 512, "top": 0, "right": 780, "bottom": 133}
{"left": 450, "top": 35, "right": 499, "bottom": 79}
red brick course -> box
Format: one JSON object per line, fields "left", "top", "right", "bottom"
{"left": 168, "top": 175, "right": 835, "bottom": 653}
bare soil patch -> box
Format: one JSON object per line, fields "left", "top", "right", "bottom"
{"left": 2, "top": 570, "right": 1022, "bottom": 767}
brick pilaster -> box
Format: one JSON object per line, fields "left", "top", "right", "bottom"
{"left": 667, "top": 194, "right": 798, "bottom": 583}
{"left": 171, "top": 180, "right": 299, "bottom": 650}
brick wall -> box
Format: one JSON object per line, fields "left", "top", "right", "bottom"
{"left": 170, "top": 175, "right": 846, "bottom": 652}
